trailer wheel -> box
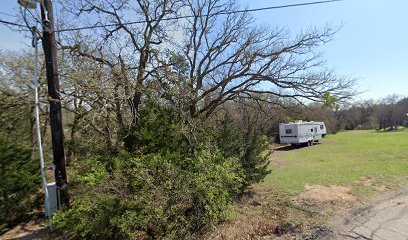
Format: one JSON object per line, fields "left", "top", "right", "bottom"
{"left": 310, "top": 140, "right": 314, "bottom": 146}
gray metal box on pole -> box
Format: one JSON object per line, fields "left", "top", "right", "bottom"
{"left": 46, "top": 182, "right": 58, "bottom": 218}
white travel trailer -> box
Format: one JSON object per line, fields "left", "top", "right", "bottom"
{"left": 279, "top": 121, "right": 326, "bottom": 146}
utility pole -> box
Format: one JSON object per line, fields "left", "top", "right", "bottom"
{"left": 40, "top": 0, "right": 69, "bottom": 208}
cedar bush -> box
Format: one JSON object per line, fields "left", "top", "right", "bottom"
{"left": 0, "top": 138, "right": 41, "bottom": 232}
{"left": 241, "top": 124, "right": 271, "bottom": 187}
{"left": 52, "top": 102, "right": 270, "bottom": 239}
{"left": 52, "top": 151, "right": 243, "bottom": 239}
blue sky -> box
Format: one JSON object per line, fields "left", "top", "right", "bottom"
{"left": 1, "top": 0, "right": 407, "bottom": 100}
{"left": 240, "top": 0, "right": 408, "bottom": 100}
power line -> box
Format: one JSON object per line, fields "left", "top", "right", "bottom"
{"left": 26, "top": 8, "right": 41, "bottom": 25}
{"left": 0, "top": 19, "right": 27, "bottom": 28}
{"left": 1, "top": 0, "right": 344, "bottom": 33}
{"left": 25, "top": 8, "right": 47, "bottom": 31}
{"left": 56, "top": 0, "right": 344, "bottom": 32}
{"left": 223, "top": 0, "right": 343, "bottom": 14}
{"left": 0, "top": 10, "right": 43, "bottom": 32}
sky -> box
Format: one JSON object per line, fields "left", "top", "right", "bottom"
{"left": 0, "top": 0, "right": 407, "bottom": 101}
{"left": 239, "top": 0, "right": 408, "bottom": 100}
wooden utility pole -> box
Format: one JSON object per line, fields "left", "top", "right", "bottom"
{"left": 40, "top": 0, "right": 69, "bottom": 208}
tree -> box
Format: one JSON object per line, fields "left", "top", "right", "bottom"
{"left": 58, "top": 0, "right": 356, "bottom": 126}
{"left": 172, "top": 0, "right": 356, "bottom": 118}
{"left": 376, "top": 95, "right": 402, "bottom": 129}
{"left": 60, "top": 0, "right": 183, "bottom": 127}
{"left": 0, "top": 139, "right": 41, "bottom": 232}
{"left": 0, "top": 51, "right": 49, "bottom": 148}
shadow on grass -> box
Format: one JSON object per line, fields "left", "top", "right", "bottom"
{"left": 7, "top": 228, "right": 48, "bottom": 240}
{"left": 1, "top": 218, "right": 49, "bottom": 240}
{"left": 274, "top": 143, "right": 322, "bottom": 151}
{"left": 373, "top": 129, "right": 407, "bottom": 133}
{"left": 274, "top": 145, "right": 299, "bottom": 151}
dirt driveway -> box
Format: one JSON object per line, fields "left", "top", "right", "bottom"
{"left": 329, "top": 186, "right": 408, "bottom": 240}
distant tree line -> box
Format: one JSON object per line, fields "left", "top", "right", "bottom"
{"left": 333, "top": 95, "right": 408, "bottom": 131}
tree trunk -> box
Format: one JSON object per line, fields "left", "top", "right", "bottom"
{"left": 66, "top": 110, "right": 80, "bottom": 166}
{"left": 130, "top": 48, "right": 148, "bottom": 126}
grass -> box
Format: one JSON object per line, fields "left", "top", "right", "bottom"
{"left": 207, "top": 129, "right": 408, "bottom": 239}
{"left": 261, "top": 129, "right": 408, "bottom": 199}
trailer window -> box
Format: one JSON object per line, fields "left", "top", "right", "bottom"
{"left": 320, "top": 125, "right": 324, "bottom": 129}
{"left": 311, "top": 129, "right": 313, "bottom": 132}
{"left": 285, "top": 129, "right": 292, "bottom": 134}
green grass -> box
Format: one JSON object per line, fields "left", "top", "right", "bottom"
{"left": 261, "top": 129, "right": 408, "bottom": 198}
{"left": 212, "top": 130, "right": 408, "bottom": 237}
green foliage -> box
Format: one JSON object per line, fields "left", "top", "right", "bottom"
{"left": 322, "top": 92, "right": 339, "bottom": 111}
{"left": 53, "top": 102, "right": 271, "bottom": 239}
{"left": 215, "top": 113, "right": 243, "bottom": 158}
{"left": 52, "top": 150, "right": 243, "bottom": 239}
{"left": 241, "top": 124, "right": 271, "bottom": 187}
{"left": 0, "top": 138, "right": 41, "bottom": 232}
{"left": 215, "top": 115, "right": 271, "bottom": 188}
{"left": 0, "top": 97, "right": 33, "bottom": 146}
{"left": 72, "top": 158, "right": 110, "bottom": 187}
{"left": 123, "top": 101, "right": 190, "bottom": 154}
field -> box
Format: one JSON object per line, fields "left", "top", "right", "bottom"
{"left": 207, "top": 129, "right": 408, "bottom": 239}
{"left": 264, "top": 129, "right": 408, "bottom": 198}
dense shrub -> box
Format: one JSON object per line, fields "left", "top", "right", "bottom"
{"left": 215, "top": 114, "right": 243, "bottom": 159}
{"left": 123, "top": 101, "right": 190, "bottom": 154}
{"left": 241, "top": 125, "right": 271, "bottom": 187}
{"left": 52, "top": 102, "right": 270, "bottom": 239}
{"left": 215, "top": 115, "right": 271, "bottom": 188}
{"left": 0, "top": 138, "right": 41, "bottom": 232}
{"left": 52, "top": 150, "right": 243, "bottom": 239}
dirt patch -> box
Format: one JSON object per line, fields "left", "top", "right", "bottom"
{"left": 299, "top": 226, "right": 333, "bottom": 240}
{"left": 204, "top": 185, "right": 336, "bottom": 239}
{"left": 0, "top": 219, "right": 48, "bottom": 240}
{"left": 273, "top": 222, "right": 301, "bottom": 236}
{"left": 294, "top": 185, "right": 356, "bottom": 204}
{"left": 269, "top": 151, "right": 288, "bottom": 169}
{"left": 360, "top": 176, "right": 387, "bottom": 192}
{"left": 362, "top": 176, "right": 375, "bottom": 187}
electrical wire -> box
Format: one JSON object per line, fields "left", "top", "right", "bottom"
{"left": 22, "top": 8, "right": 37, "bottom": 35}
{"left": 0, "top": 19, "right": 27, "bottom": 28}
{"left": 25, "top": 7, "right": 49, "bottom": 32}
{"left": 56, "top": 0, "right": 343, "bottom": 32}
{"left": 1, "top": 0, "right": 344, "bottom": 33}
{"left": 26, "top": 8, "right": 42, "bottom": 27}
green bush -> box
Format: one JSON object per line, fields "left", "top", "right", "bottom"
{"left": 0, "top": 138, "right": 41, "bottom": 232}
{"left": 52, "top": 102, "right": 271, "bottom": 239}
{"left": 215, "top": 115, "right": 271, "bottom": 188}
{"left": 52, "top": 150, "right": 243, "bottom": 239}
{"left": 215, "top": 114, "right": 243, "bottom": 159}
{"left": 241, "top": 124, "right": 271, "bottom": 187}
{"left": 123, "top": 101, "right": 190, "bottom": 154}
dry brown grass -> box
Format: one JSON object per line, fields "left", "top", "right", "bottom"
{"left": 294, "top": 185, "right": 356, "bottom": 203}
{"left": 202, "top": 186, "right": 304, "bottom": 240}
